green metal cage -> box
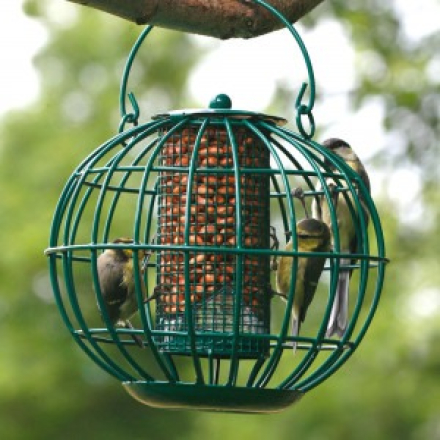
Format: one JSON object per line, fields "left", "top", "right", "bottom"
{"left": 45, "top": 0, "right": 388, "bottom": 413}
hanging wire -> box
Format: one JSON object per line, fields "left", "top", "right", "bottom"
{"left": 118, "top": 25, "right": 155, "bottom": 133}
{"left": 252, "top": 0, "right": 316, "bottom": 138}
{"left": 118, "top": 1, "right": 317, "bottom": 138}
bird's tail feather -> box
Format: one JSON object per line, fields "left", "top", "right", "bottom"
{"left": 326, "top": 259, "right": 350, "bottom": 337}
{"left": 290, "top": 314, "right": 300, "bottom": 354}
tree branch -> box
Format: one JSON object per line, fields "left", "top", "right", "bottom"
{"left": 68, "top": 0, "right": 324, "bottom": 39}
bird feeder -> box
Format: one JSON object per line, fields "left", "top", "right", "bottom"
{"left": 45, "top": 0, "right": 388, "bottom": 413}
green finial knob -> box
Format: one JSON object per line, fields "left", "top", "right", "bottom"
{"left": 209, "top": 94, "right": 232, "bottom": 109}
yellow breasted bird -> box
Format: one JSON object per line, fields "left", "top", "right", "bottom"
{"left": 276, "top": 218, "right": 331, "bottom": 351}
{"left": 312, "top": 138, "right": 370, "bottom": 337}
{"left": 97, "top": 237, "right": 150, "bottom": 348}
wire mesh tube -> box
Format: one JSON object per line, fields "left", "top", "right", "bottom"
{"left": 155, "top": 122, "right": 271, "bottom": 357}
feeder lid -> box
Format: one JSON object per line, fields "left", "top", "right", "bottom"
{"left": 152, "top": 93, "right": 287, "bottom": 126}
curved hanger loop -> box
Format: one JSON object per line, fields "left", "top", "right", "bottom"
{"left": 119, "top": 25, "right": 154, "bottom": 133}
{"left": 252, "top": 0, "right": 316, "bottom": 138}
{"left": 118, "top": 0, "right": 316, "bottom": 138}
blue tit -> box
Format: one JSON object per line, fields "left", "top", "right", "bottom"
{"left": 276, "top": 218, "right": 331, "bottom": 351}
{"left": 312, "top": 138, "right": 370, "bottom": 337}
{"left": 97, "top": 237, "right": 149, "bottom": 348}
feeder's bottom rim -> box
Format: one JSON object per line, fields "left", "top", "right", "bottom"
{"left": 123, "top": 381, "right": 303, "bottom": 413}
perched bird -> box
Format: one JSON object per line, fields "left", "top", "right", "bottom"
{"left": 96, "top": 237, "right": 150, "bottom": 348}
{"left": 312, "top": 138, "right": 370, "bottom": 337}
{"left": 276, "top": 218, "right": 331, "bottom": 351}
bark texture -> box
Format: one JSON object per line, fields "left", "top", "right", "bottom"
{"left": 68, "top": 0, "right": 324, "bottom": 39}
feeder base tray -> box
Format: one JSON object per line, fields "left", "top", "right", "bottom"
{"left": 123, "top": 381, "right": 303, "bottom": 413}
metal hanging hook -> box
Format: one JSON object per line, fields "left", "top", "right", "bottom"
{"left": 251, "top": 0, "right": 316, "bottom": 138}
{"left": 119, "top": 25, "right": 154, "bottom": 133}
{"left": 118, "top": 92, "right": 140, "bottom": 133}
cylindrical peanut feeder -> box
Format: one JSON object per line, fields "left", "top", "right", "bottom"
{"left": 154, "top": 102, "right": 272, "bottom": 357}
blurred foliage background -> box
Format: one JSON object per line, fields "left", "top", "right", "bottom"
{"left": 0, "top": 0, "right": 439, "bottom": 438}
